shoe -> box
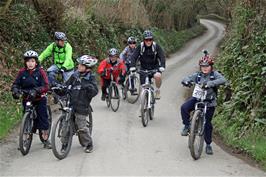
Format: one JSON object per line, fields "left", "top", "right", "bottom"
{"left": 84, "top": 144, "right": 93, "bottom": 153}
{"left": 181, "top": 125, "right": 190, "bottom": 136}
{"left": 206, "top": 144, "right": 213, "bottom": 155}
{"left": 101, "top": 94, "right": 106, "bottom": 101}
{"left": 155, "top": 89, "right": 160, "bottom": 100}
{"left": 43, "top": 140, "right": 52, "bottom": 149}
{"left": 61, "top": 144, "right": 67, "bottom": 153}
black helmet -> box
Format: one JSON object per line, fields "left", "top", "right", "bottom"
{"left": 55, "top": 32, "right": 67, "bottom": 41}
{"left": 202, "top": 49, "right": 209, "bottom": 56}
{"left": 143, "top": 30, "right": 153, "bottom": 40}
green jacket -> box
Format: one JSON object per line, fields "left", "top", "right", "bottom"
{"left": 39, "top": 42, "right": 74, "bottom": 70}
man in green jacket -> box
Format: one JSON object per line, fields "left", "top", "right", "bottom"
{"left": 39, "top": 32, "right": 74, "bottom": 86}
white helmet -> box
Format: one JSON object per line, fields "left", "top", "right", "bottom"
{"left": 77, "top": 55, "right": 98, "bottom": 68}
{"left": 23, "top": 50, "right": 39, "bottom": 60}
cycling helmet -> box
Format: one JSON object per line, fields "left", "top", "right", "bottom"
{"left": 143, "top": 30, "right": 153, "bottom": 40}
{"left": 77, "top": 55, "right": 98, "bottom": 68}
{"left": 55, "top": 32, "right": 67, "bottom": 41}
{"left": 127, "top": 36, "right": 136, "bottom": 44}
{"left": 108, "top": 48, "right": 119, "bottom": 57}
{"left": 23, "top": 50, "right": 39, "bottom": 60}
{"left": 202, "top": 49, "right": 209, "bottom": 56}
{"left": 199, "top": 55, "right": 214, "bottom": 66}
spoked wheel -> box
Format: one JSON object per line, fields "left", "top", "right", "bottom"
{"left": 78, "top": 112, "right": 93, "bottom": 147}
{"left": 106, "top": 89, "right": 111, "bottom": 108}
{"left": 140, "top": 90, "right": 149, "bottom": 127}
{"left": 110, "top": 83, "right": 120, "bottom": 112}
{"left": 189, "top": 110, "right": 204, "bottom": 160}
{"left": 51, "top": 115, "right": 73, "bottom": 160}
{"left": 125, "top": 75, "right": 141, "bottom": 104}
{"left": 39, "top": 106, "right": 52, "bottom": 143}
{"left": 149, "top": 92, "right": 155, "bottom": 120}
{"left": 19, "top": 112, "right": 33, "bottom": 155}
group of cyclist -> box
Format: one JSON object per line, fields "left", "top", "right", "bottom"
{"left": 11, "top": 28, "right": 226, "bottom": 156}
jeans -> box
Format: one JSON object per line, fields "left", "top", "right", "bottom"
{"left": 47, "top": 64, "right": 74, "bottom": 85}
{"left": 180, "top": 97, "right": 216, "bottom": 144}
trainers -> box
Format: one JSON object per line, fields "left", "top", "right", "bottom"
{"left": 84, "top": 144, "right": 93, "bottom": 153}
{"left": 101, "top": 94, "right": 106, "bottom": 101}
{"left": 206, "top": 144, "right": 213, "bottom": 155}
{"left": 155, "top": 89, "right": 160, "bottom": 99}
{"left": 43, "top": 140, "right": 52, "bottom": 149}
{"left": 181, "top": 125, "right": 190, "bottom": 136}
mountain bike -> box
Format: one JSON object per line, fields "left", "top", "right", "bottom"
{"left": 18, "top": 90, "right": 52, "bottom": 155}
{"left": 105, "top": 68, "right": 120, "bottom": 112}
{"left": 51, "top": 85, "right": 93, "bottom": 160}
{"left": 121, "top": 70, "right": 141, "bottom": 104}
{"left": 138, "top": 69, "right": 157, "bottom": 127}
{"left": 188, "top": 84, "right": 210, "bottom": 160}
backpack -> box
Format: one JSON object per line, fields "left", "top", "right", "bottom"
{"left": 52, "top": 43, "right": 67, "bottom": 65}
{"left": 140, "top": 41, "right": 161, "bottom": 66}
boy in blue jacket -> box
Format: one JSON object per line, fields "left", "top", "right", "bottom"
{"left": 180, "top": 52, "right": 226, "bottom": 155}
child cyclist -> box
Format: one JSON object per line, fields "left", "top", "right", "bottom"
{"left": 11, "top": 50, "right": 51, "bottom": 149}
{"left": 61, "top": 55, "right": 98, "bottom": 153}
{"left": 180, "top": 51, "right": 226, "bottom": 155}
{"left": 98, "top": 48, "right": 126, "bottom": 101}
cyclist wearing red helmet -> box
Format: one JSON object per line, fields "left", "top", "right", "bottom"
{"left": 180, "top": 50, "right": 227, "bottom": 155}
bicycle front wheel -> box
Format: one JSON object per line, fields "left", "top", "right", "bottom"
{"left": 189, "top": 110, "right": 204, "bottom": 160}
{"left": 51, "top": 115, "right": 73, "bottom": 160}
{"left": 126, "top": 75, "right": 141, "bottom": 104}
{"left": 19, "top": 112, "right": 33, "bottom": 155}
{"left": 140, "top": 90, "right": 149, "bottom": 127}
{"left": 110, "top": 83, "right": 120, "bottom": 112}
{"left": 149, "top": 91, "right": 155, "bottom": 120}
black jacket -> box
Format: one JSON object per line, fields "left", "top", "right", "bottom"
{"left": 65, "top": 71, "right": 98, "bottom": 115}
{"left": 11, "top": 66, "right": 49, "bottom": 100}
{"left": 129, "top": 42, "right": 166, "bottom": 70}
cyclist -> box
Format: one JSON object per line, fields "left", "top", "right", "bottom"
{"left": 11, "top": 50, "right": 51, "bottom": 149}
{"left": 180, "top": 52, "right": 226, "bottom": 155}
{"left": 120, "top": 37, "right": 137, "bottom": 93}
{"left": 129, "top": 30, "right": 166, "bottom": 99}
{"left": 61, "top": 55, "right": 98, "bottom": 153}
{"left": 120, "top": 36, "right": 137, "bottom": 71}
{"left": 98, "top": 48, "right": 126, "bottom": 101}
{"left": 39, "top": 32, "right": 74, "bottom": 86}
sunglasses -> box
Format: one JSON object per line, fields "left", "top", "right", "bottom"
{"left": 128, "top": 42, "right": 136, "bottom": 45}
{"left": 144, "top": 39, "right": 153, "bottom": 42}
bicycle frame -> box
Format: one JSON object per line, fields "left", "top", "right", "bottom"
{"left": 139, "top": 69, "right": 157, "bottom": 109}
{"left": 194, "top": 88, "right": 208, "bottom": 136}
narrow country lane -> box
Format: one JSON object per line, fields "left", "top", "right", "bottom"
{"left": 1, "top": 19, "right": 265, "bottom": 176}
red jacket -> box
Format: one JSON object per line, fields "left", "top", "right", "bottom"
{"left": 97, "top": 58, "right": 126, "bottom": 81}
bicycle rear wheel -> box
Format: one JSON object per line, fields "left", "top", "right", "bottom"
{"left": 140, "top": 90, "right": 149, "bottom": 127}
{"left": 189, "top": 110, "right": 204, "bottom": 160}
{"left": 39, "top": 106, "right": 52, "bottom": 143}
{"left": 19, "top": 112, "right": 33, "bottom": 155}
{"left": 51, "top": 115, "right": 73, "bottom": 160}
{"left": 110, "top": 83, "right": 120, "bottom": 112}
{"left": 126, "top": 75, "right": 141, "bottom": 104}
